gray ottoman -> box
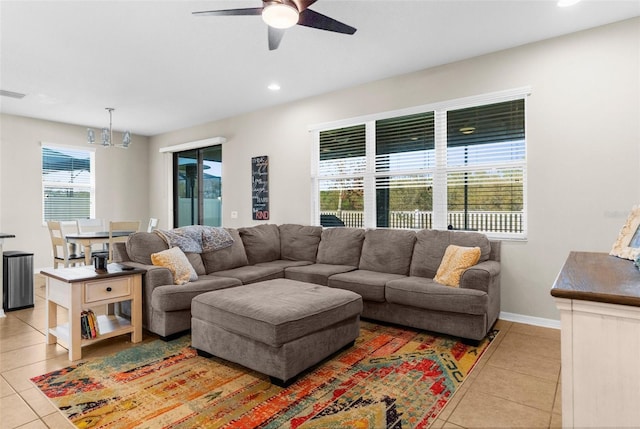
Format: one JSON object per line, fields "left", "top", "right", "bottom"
{"left": 191, "top": 278, "right": 363, "bottom": 386}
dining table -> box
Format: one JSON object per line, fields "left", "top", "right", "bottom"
{"left": 66, "top": 231, "right": 134, "bottom": 266}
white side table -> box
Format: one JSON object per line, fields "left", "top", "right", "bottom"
{"left": 41, "top": 264, "right": 144, "bottom": 361}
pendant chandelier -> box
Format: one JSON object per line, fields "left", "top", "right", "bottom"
{"left": 87, "top": 108, "right": 131, "bottom": 148}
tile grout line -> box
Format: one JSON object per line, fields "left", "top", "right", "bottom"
{"left": 441, "top": 322, "right": 513, "bottom": 426}
{"left": 5, "top": 280, "right": 562, "bottom": 429}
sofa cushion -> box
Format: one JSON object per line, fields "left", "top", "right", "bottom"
{"left": 255, "top": 260, "right": 313, "bottom": 270}
{"left": 328, "top": 269, "right": 406, "bottom": 302}
{"left": 126, "top": 232, "right": 168, "bottom": 265}
{"left": 410, "top": 229, "right": 491, "bottom": 279}
{"left": 185, "top": 253, "right": 206, "bottom": 276}
{"left": 191, "top": 279, "right": 362, "bottom": 347}
{"left": 434, "top": 245, "right": 481, "bottom": 287}
{"left": 359, "top": 229, "right": 416, "bottom": 275}
{"left": 316, "top": 227, "right": 365, "bottom": 266}
{"left": 239, "top": 224, "right": 281, "bottom": 265}
{"left": 202, "top": 228, "right": 249, "bottom": 274}
{"left": 386, "top": 276, "right": 488, "bottom": 315}
{"left": 150, "top": 275, "right": 242, "bottom": 312}
{"left": 151, "top": 246, "right": 198, "bottom": 285}
{"left": 285, "top": 263, "right": 358, "bottom": 286}
{"left": 279, "top": 224, "right": 322, "bottom": 262}
{"left": 210, "top": 264, "right": 283, "bottom": 285}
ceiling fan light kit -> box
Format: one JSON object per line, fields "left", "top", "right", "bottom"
{"left": 193, "top": 0, "right": 356, "bottom": 50}
{"left": 262, "top": 2, "right": 299, "bottom": 29}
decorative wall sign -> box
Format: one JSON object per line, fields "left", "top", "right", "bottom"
{"left": 610, "top": 204, "right": 640, "bottom": 260}
{"left": 251, "top": 156, "right": 269, "bottom": 220}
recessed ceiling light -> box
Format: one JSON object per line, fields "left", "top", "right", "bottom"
{"left": 267, "top": 83, "right": 281, "bottom": 91}
{"left": 557, "top": 0, "right": 581, "bottom": 7}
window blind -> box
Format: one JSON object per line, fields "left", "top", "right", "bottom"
{"left": 42, "top": 146, "right": 94, "bottom": 222}
{"left": 312, "top": 89, "right": 528, "bottom": 238}
{"left": 374, "top": 112, "right": 435, "bottom": 228}
{"left": 375, "top": 112, "right": 435, "bottom": 173}
{"left": 319, "top": 124, "right": 366, "bottom": 176}
{"left": 318, "top": 125, "right": 366, "bottom": 227}
{"left": 445, "top": 100, "right": 525, "bottom": 232}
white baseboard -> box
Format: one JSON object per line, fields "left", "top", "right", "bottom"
{"left": 499, "top": 311, "right": 560, "bottom": 330}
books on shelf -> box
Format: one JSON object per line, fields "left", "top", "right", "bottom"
{"left": 81, "top": 310, "right": 100, "bottom": 339}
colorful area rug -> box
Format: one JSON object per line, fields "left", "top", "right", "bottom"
{"left": 31, "top": 321, "right": 496, "bottom": 428}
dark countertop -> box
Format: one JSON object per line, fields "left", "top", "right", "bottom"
{"left": 550, "top": 251, "right": 640, "bottom": 307}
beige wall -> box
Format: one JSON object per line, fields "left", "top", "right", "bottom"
{"left": 0, "top": 114, "right": 150, "bottom": 269}
{"left": 1, "top": 19, "right": 637, "bottom": 322}
{"left": 150, "top": 18, "right": 640, "bottom": 322}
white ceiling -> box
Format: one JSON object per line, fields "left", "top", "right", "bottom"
{"left": 1, "top": 0, "right": 639, "bottom": 136}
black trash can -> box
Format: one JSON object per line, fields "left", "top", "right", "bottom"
{"left": 3, "top": 251, "right": 34, "bottom": 311}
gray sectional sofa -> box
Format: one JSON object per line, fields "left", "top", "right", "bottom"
{"left": 113, "top": 223, "right": 501, "bottom": 341}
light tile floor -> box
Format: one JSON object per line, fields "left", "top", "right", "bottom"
{"left": 0, "top": 274, "right": 562, "bottom": 428}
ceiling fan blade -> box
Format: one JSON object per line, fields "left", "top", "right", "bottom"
{"left": 297, "top": 9, "right": 356, "bottom": 35}
{"left": 192, "top": 8, "right": 263, "bottom": 17}
{"left": 291, "top": 0, "right": 318, "bottom": 13}
{"left": 268, "top": 26, "right": 286, "bottom": 50}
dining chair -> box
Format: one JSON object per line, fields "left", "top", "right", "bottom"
{"left": 147, "top": 217, "right": 159, "bottom": 233}
{"left": 77, "top": 218, "right": 106, "bottom": 233}
{"left": 77, "top": 218, "right": 108, "bottom": 253}
{"left": 47, "top": 221, "right": 85, "bottom": 268}
{"left": 109, "top": 220, "right": 141, "bottom": 261}
{"left": 59, "top": 220, "right": 83, "bottom": 257}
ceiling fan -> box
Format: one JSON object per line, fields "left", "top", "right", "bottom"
{"left": 192, "top": 0, "right": 357, "bottom": 50}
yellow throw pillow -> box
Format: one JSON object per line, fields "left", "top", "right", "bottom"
{"left": 434, "top": 245, "right": 481, "bottom": 287}
{"left": 151, "top": 246, "right": 198, "bottom": 285}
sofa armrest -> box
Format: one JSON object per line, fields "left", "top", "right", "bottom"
{"left": 459, "top": 260, "right": 501, "bottom": 294}
{"left": 112, "top": 242, "right": 131, "bottom": 262}
{"left": 120, "top": 262, "right": 174, "bottom": 289}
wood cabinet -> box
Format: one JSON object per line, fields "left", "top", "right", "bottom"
{"left": 41, "top": 264, "right": 144, "bottom": 361}
{"left": 551, "top": 252, "right": 640, "bottom": 428}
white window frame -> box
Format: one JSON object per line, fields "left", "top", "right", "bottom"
{"left": 310, "top": 87, "right": 531, "bottom": 240}
{"left": 41, "top": 142, "right": 96, "bottom": 224}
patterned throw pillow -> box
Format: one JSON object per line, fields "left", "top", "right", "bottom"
{"left": 151, "top": 247, "right": 198, "bottom": 285}
{"left": 434, "top": 245, "right": 481, "bottom": 287}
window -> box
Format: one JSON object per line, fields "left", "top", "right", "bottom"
{"left": 375, "top": 112, "right": 435, "bottom": 229}
{"left": 318, "top": 124, "right": 366, "bottom": 228}
{"left": 312, "top": 89, "right": 528, "bottom": 239}
{"left": 445, "top": 100, "right": 525, "bottom": 233}
{"left": 42, "top": 144, "right": 95, "bottom": 222}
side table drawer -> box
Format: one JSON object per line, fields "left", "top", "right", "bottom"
{"left": 85, "top": 278, "right": 131, "bottom": 303}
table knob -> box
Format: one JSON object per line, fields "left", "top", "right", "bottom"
{"left": 106, "top": 287, "right": 112, "bottom": 292}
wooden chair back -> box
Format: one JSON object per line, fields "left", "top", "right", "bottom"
{"left": 47, "top": 221, "right": 85, "bottom": 268}
{"left": 77, "top": 218, "right": 106, "bottom": 233}
{"left": 77, "top": 218, "right": 108, "bottom": 252}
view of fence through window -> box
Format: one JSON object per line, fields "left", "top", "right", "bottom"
{"left": 320, "top": 210, "right": 523, "bottom": 233}
{"left": 316, "top": 96, "right": 526, "bottom": 235}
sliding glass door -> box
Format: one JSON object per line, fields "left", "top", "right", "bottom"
{"left": 174, "top": 145, "right": 222, "bottom": 227}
